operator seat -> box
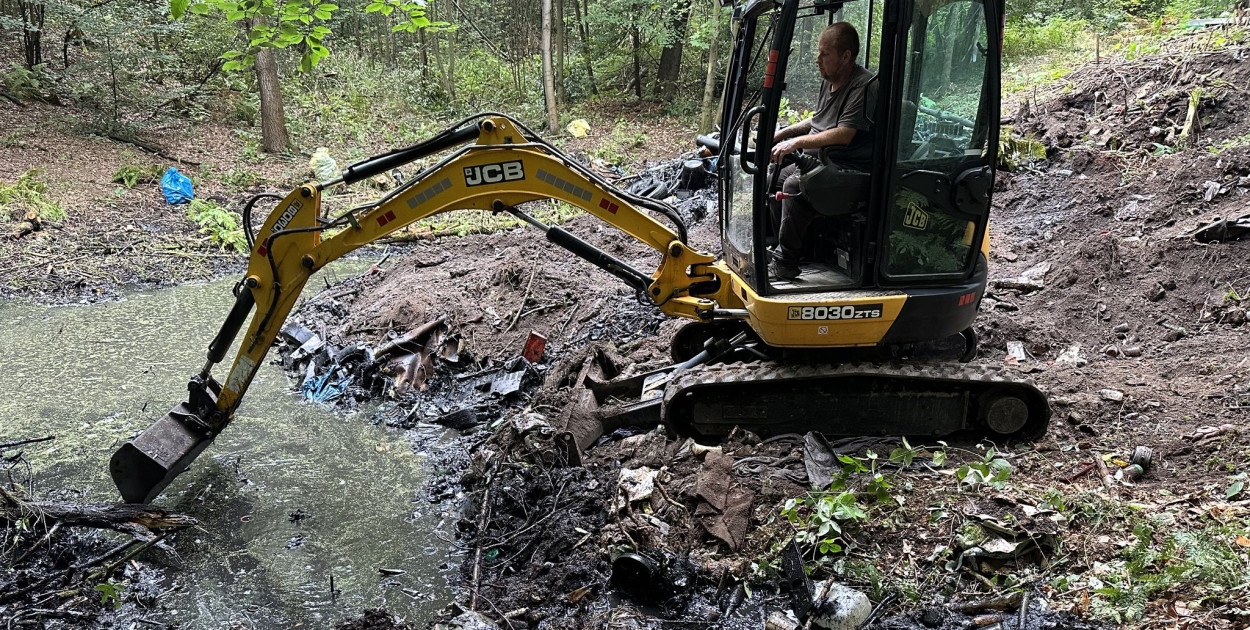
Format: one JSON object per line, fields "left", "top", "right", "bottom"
{"left": 805, "top": 74, "right": 878, "bottom": 217}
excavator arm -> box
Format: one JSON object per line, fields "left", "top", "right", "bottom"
{"left": 111, "top": 114, "right": 726, "bottom": 503}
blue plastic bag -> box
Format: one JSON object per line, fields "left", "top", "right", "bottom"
{"left": 161, "top": 167, "right": 194, "bottom": 204}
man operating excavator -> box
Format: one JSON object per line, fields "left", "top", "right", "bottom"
{"left": 768, "top": 21, "right": 877, "bottom": 281}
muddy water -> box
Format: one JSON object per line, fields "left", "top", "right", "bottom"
{"left": 0, "top": 262, "right": 452, "bottom": 627}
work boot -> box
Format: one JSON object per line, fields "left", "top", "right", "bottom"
{"left": 769, "top": 258, "right": 801, "bottom": 281}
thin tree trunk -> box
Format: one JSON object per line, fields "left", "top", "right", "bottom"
{"left": 419, "top": 29, "right": 430, "bottom": 78}
{"left": 541, "top": 0, "right": 559, "bottom": 130}
{"left": 631, "top": 27, "right": 642, "bottom": 99}
{"left": 698, "top": 3, "right": 723, "bottom": 133}
{"left": 554, "top": 0, "right": 565, "bottom": 104}
{"left": 446, "top": 28, "right": 456, "bottom": 102}
{"left": 572, "top": 0, "right": 597, "bottom": 95}
{"left": 255, "top": 44, "right": 290, "bottom": 153}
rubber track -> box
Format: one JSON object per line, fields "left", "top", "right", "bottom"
{"left": 662, "top": 360, "right": 1050, "bottom": 440}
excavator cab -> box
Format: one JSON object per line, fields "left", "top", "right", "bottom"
{"left": 717, "top": 0, "right": 1001, "bottom": 300}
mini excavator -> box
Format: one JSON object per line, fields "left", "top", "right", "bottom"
{"left": 112, "top": 0, "right": 1048, "bottom": 503}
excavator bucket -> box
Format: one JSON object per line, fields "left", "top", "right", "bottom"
{"left": 110, "top": 381, "right": 221, "bottom": 503}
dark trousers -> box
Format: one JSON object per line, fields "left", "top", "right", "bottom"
{"left": 768, "top": 163, "right": 818, "bottom": 265}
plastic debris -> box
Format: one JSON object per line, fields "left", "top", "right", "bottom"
{"left": 309, "top": 147, "right": 339, "bottom": 182}
{"left": 565, "top": 119, "right": 591, "bottom": 138}
{"left": 160, "top": 167, "right": 194, "bottom": 204}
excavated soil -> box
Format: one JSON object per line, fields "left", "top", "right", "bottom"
{"left": 322, "top": 39, "right": 1250, "bottom": 630}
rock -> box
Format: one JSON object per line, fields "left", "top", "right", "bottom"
{"left": 1113, "top": 322, "right": 1130, "bottom": 334}
{"left": 810, "top": 582, "right": 871, "bottom": 630}
{"left": 766, "top": 611, "right": 801, "bottom": 630}
{"left": 919, "top": 607, "right": 947, "bottom": 627}
{"left": 1055, "top": 345, "right": 1087, "bottom": 366}
{"left": 1103, "top": 345, "right": 1121, "bottom": 357}
{"left": 1099, "top": 389, "right": 1124, "bottom": 402}
{"left": 1067, "top": 411, "right": 1085, "bottom": 425}
{"left": 1123, "top": 346, "right": 1143, "bottom": 357}
{"left": 1146, "top": 283, "right": 1166, "bottom": 302}
{"left": 437, "top": 612, "right": 500, "bottom": 630}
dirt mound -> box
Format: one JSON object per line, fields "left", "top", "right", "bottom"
{"left": 1017, "top": 46, "right": 1250, "bottom": 155}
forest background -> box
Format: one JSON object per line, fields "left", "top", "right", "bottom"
{"left": 3, "top": 0, "right": 1240, "bottom": 157}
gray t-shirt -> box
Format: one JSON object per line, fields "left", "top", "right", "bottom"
{"left": 808, "top": 64, "right": 877, "bottom": 171}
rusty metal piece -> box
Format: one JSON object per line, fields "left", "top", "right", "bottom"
{"left": 523, "top": 331, "right": 547, "bottom": 363}
{"left": 1063, "top": 461, "right": 1096, "bottom": 483}
{"left": 378, "top": 318, "right": 453, "bottom": 395}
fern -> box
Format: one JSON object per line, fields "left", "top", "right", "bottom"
{"left": 0, "top": 169, "right": 66, "bottom": 222}
{"left": 186, "top": 199, "right": 248, "bottom": 253}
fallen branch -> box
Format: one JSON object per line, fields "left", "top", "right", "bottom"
{"left": 0, "top": 491, "right": 198, "bottom": 539}
{"left": 0, "top": 436, "right": 55, "bottom": 451}
{"left": 106, "top": 134, "right": 202, "bottom": 166}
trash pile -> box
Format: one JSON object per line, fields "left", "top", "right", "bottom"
{"left": 276, "top": 315, "right": 550, "bottom": 433}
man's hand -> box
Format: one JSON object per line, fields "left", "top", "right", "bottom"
{"left": 771, "top": 137, "right": 802, "bottom": 163}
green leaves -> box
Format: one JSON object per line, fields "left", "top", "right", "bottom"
{"left": 95, "top": 581, "right": 124, "bottom": 610}
{"left": 170, "top": 0, "right": 342, "bottom": 73}
{"left": 955, "top": 448, "right": 1014, "bottom": 491}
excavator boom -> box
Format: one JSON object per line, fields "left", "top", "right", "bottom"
{"left": 110, "top": 114, "right": 724, "bottom": 503}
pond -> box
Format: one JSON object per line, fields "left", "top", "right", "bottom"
{"left": 0, "top": 261, "right": 453, "bottom": 627}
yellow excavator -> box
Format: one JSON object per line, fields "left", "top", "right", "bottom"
{"left": 112, "top": 0, "right": 1048, "bottom": 503}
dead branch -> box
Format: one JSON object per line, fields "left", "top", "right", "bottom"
{"left": 0, "top": 436, "right": 55, "bottom": 451}
{"left": 106, "top": 134, "right": 202, "bottom": 166}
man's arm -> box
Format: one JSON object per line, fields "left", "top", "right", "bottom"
{"left": 773, "top": 118, "right": 813, "bottom": 142}
{"left": 771, "top": 125, "right": 855, "bottom": 162}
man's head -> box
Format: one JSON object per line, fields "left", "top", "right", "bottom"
{"left": 817, "top": 22, "right": 859, "bottom": 83}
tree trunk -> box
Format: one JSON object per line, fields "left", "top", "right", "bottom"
{"left": 541, "top": 0, "right": 559, "bottom": 131}
{"left": 572, "top": 0, "right": 598, "bottom": 95}
{"left": 554, "top": 0, "right": 565, "bottom": 104}
{"left": 446, "top": 28, "right": 456, "bottom": 102}
{"left": 255, "top": 45, "right": 290, "bottom": 153}
{"left": 631, "top": 27, "right": 642, "bottom": 99}
{"left": 698, "top": 3, "right": 724, "bottom": 133}
{"left": 654, "top": 0, "right": 692, "bottom": 100}
{"left": 419, "top": 29, "right": 430, "bottom": 78}
{"left": 18, "top": 0, "right": 44, "bottom": 69}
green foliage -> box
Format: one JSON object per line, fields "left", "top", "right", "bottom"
{"left": 1004, "top": 16, "right": 1089, "bottom": 59}
{"left": 365, "top": 0, "right": 453, "bottom": 33}
{"left": 588, "top": 122, "right": 648, "bottom": 166}
{"left": 221, "top": 167, "right": 263, "bottom": 190}
{"left": 94, "top": 580, "right": 124, "bottom": 610}
{"left": 186, "top": 199, "right": 248, "bottom": 252}
{"left": 782, "top": 492, "right": 867, "bottom": 555}
{"left": 954, "top": 447, "right": 1013, "bottom": 491}
{"left": 174, "top": 0, "right": 342, "bottom": 72}
{"left": 1088, "top": 520, "right": 1250, "bottom": 623}
{"left": 781, "top": 440, "right": 947, "bottom": 558}
{"left": 111, "top": 164, "right": 163, "bottom": 188}
{"left": 0, "top": 170, "right": 67, "bottom": 222}
{"left": 998, "top": 126, "right": 1047, "bottom": 171}
{"left": 1226, "top": 472, "right": 1246, "bottom": 499}
{"left": 2, "top": 64, "right": 50, "bottom": 101}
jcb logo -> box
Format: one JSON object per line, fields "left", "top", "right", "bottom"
{"left": 464, "top": 161, "right": 525, "bottom": 187}
{"left": 903, "top": 205, "right": 928, "bottom": 230}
